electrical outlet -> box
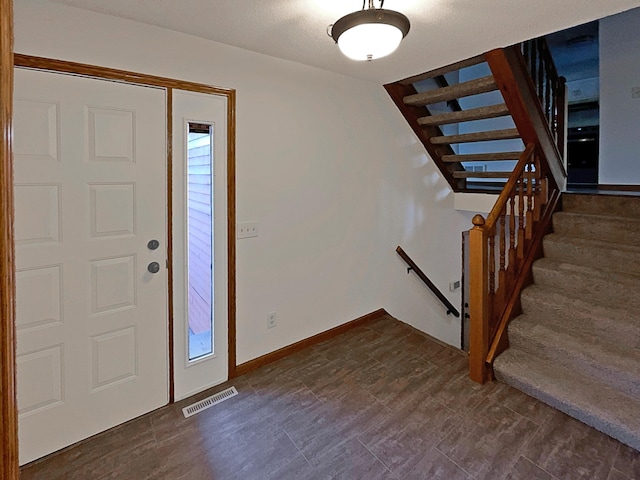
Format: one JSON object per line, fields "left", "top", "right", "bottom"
{"left": 267, "top": 311, "right": 277, "bottom": 329}
{"left": 237, "top": 221, "right": 259, "bottom": 239}
{"left": 449, "top": 280, "right": 461, "bottom": 291}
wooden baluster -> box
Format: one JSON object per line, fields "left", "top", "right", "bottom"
{"left": 526, "top": 161, "right": 534, "bottom": 239}
{"left": 533, "top": 153, "right": 542, "bottom": 222}
{"left": 509, "top": 193, "right": 516, "bottom": 281}
{"left": 537, "top": 40, "right": 544, "bottom": 104}
{"left": 522, "top": 41, "right": 529, "bottom": 68}
{"left": 551, "top": 77, "right": 558, "bottom": 139}
{"left": 530, "top": 40, "right": 537, "bottom": 87}
{"left": 498, "top": 205, "right": 507, "bottom": 313}
{"left": 469, "top": 215, "right": 490, "bottom": 384}
{"left": 489, "top": 232, "right": 496, "bottom": 298}
{"left": 556, "top": 76, "right": 567, "bottom": 157}
{"left": 545, "top": 62, "right": 552, "bottom": 123}
{"left": 517, "top": 174, "right": 525, "bottom": 260}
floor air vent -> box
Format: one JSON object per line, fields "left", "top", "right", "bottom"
{"left": 182, "top": 386, "right": 238, "bottom": 418}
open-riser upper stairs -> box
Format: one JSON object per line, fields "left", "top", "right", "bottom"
{"left": 385, "top": 39, "right": 567, "bottom": 192}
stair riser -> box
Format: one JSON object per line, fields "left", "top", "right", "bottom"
{"left": 495, "top": 193, "right": 640, "bottom": 452}
{"left": 553, "top": 213, "right": 640, "bottom": 247}
{"left": 493, "top": 361, "right": 640, "bottom": 451}
{"left": 520, "top": 288, "right": 640, "bottom": 350}
{"left": 531, "top": 263, "right": 640, "bottom": 308}
{"left": 508, "top": 324, "right": 640, "bottom": 398}
{"left": 563, "top": 194, "right": 640, "bottom": 219}
{"left": 542, "top": 238, "right": 640, "bottom": 275}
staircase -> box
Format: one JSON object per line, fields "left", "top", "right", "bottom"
{"left": 385, "top": 55, "right": 523, "bottom": 191}
{"left": 385, "top": 40, "right": 567, "bottom": 193}
{"left": 385, "top": 39, "right": 637, "bottom": 448}
{"left": 494, "top": 193, "right": 640, "bottom": 450}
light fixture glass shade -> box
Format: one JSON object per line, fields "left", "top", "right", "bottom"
{"left": 338, "top": 23, "right": 403, "bottom": 61}
{"left": 330, "top": 8, "right": 410, "bottom": 61}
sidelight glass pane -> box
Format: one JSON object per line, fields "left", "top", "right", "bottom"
{"left": 187, "top": 123, "right": 214, "bottom": 361}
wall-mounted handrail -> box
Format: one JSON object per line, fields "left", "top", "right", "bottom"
{"left": 396, "top": 246, "right": 460, "bottom": 317}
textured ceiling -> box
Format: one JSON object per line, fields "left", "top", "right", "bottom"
{"left": 47, "top": 0, "right": 640, "bottom": 84}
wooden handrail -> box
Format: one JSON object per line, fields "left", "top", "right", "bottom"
{"left": 396, "top": 246, "right": 460, "bottom": 317}
{"left": 484, "top": 143, "right": 536, "bottom": 229}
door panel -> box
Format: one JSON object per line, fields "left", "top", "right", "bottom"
{"left": 173, "top": 90, "right": 228, "bottom": 400}
{"left": 14, "top": 68, "right": 168, "bottom": 465}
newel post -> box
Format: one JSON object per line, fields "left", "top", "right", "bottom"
{"left": 469, "top": 214, "right": 490, "bottom": 384}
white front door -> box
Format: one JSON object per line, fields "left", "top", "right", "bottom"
{"left": 13, "top": 68, "right": 168, "bottom": 465}
{"left": 172, "top": 90, "right": 228, "bottom": 400}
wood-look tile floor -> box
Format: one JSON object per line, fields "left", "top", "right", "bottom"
{"left": 21, "top": 315, "right": 640, "bottom": 480}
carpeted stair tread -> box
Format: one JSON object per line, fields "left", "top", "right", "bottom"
{"left": 552, "top": 211, "right": 640, "bottom": 247}
{"left": 493, "top": 348, "right": 640, "bottom": 450}
{"left": 532, "top": 257, "right": 640, "bottom": 308}
{"left": 520, "top": 285, "right": 640, "bottom": 350}
{"left": 496, "top": 193, "right": 640, "bottom": 450}
{"left": 507, "top": 315, "right": 640, "bottom": 397}
{"left": 563, "top": 193, "right": 640, "bottom": 219}
{"left": 543, "top": 233, "right": 640, "bottom": 275}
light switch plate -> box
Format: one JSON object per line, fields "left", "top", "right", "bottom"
{"left": 237, "top": 222, "right": 259, "bottom": 239}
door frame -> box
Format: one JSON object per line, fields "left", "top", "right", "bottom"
{"left": 1, "top": 0, "right": 19, "bottom": 478}
{"left": 2, "top": 51, "right": 237, "bottom": 476}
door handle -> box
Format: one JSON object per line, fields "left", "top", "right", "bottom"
{"left": 147, "top": 262, "right": 160, "bottom": 274}
{"left": 147, "top": 239, "right": 160, "bottom": 250}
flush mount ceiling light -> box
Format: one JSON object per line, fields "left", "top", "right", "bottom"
{"left": 328, "top": 0, "right": 410, "bottom": 61}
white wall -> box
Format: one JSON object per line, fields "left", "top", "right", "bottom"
{"left": 14, "top": 1, "right": 478, "bottom": 362}
{"left": 600, "top": 7, "right": 640, "bottom": 185}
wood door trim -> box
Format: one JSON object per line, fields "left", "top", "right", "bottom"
{"left": 166, "top": 88, "right": 175, "bottom": 402}
{"left": 13, "top": 54, "right": 234, "bottom": 96}
{"left": 227, "top": 89, "right": 238, "bottom": 379}
{"left": 1, "top": 0, "right": 18, "bottom": 478}
{"left": 10, "top": 54, "right": 237, "bottom": 409}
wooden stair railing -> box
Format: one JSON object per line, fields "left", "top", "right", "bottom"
{"left": 384, "top": 37, "right": 567, "bottom": 382}
{"left": 465, "top": 38, "right": 568, "bottom": 384}
{"left": 468, "top": 143, "right": 561, "bottom": 383}
{"left": 485, "top": 41, "right": 567, "bottom": 191}
{"left": 521, "top": 38, "right": 567, "bottom": 157}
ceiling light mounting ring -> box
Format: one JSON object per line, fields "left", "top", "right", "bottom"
{"left": 329, "top": 1, "right": 410, "bottom": 62}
